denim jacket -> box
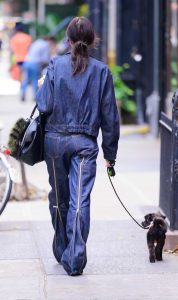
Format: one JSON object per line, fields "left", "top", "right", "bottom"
{"left": 36, "top": 53, "right": 120, "bottom": 160}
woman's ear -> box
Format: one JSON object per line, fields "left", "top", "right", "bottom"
{"left": 68, "top": 39, "right": 73, "bottom": 48}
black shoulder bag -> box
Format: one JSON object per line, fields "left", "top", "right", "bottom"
{"left": 8, "top": 105, "right": 45, "bottom": 166}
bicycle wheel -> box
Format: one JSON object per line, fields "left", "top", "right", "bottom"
{"left": 0, "top": 157, "right": 12, "bottom": 215}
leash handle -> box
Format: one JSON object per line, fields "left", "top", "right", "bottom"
{"left": 107, "top": 171, "right": 148, "bottom": 230}
{"left": 107, "top": 166, "right": 115, "bottom": 177}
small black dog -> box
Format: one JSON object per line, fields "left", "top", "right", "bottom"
{"left": 142, "top": 213, "right": 167, "bottom": 263}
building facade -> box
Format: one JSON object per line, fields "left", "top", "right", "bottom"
{"left": 88, "top": 0, "right": 178, "bottom": 124}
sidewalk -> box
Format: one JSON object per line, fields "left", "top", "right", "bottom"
{"left": 0, "top": 64, "right": 177, "bottom": 299}
{"left": 1, "top": 130, "right": 178, "bottom": 299}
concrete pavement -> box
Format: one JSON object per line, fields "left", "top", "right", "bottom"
{"left": 0, "top": 58, "right": 178, "bottom": 299}
{"left": 1, "top": 197, "right": 178, "bottom": 299}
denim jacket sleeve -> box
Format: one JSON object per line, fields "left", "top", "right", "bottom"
{"left": 100, "top": 68, "right": 120, "bottom": 160}
{"left": 36, "top": 59, "right": 54, "bottom": 114}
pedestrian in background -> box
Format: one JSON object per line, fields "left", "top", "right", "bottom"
{"left": 21, "top": 36, "right": 56, "bottom": 102}
{"left": 0, "top": 32, "right": 2, "bottom": 53}
{"left": 10, "top": 22, "right": 32, "bottom": 80}
{"left": 36, "top": 16, "right": 120, "bottom": 276}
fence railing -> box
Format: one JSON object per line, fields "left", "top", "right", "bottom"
{"left": 159, "top": 90, "right": 178, "bottom": 230}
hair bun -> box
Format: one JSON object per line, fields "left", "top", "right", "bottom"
{"left": 74, "top": 40, "right": 87, "bottom": 48}
{"left": 73, "top": 40, "right": 88, "bottom": 58}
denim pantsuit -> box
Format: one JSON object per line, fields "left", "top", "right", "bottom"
{"left": 36, "top": 53, "right": 119, "bottom": 275}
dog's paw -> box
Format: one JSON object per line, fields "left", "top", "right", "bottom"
{"left": 149, "top": 257, "right": 155, "bottom": 263}
{"left": 156, "top": 257, "right": 163, "bottom": 261}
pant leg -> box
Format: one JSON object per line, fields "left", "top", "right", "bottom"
{"left": 20, "top": 62, "right": 30, "bottom": 99}
{"left": 21, "top": 62, "right": 40, "bottom": 100}
{"left": 44, "top": 133, "right": 70, "bottom": 262}
{"left": 30, "top": 63, "right": 40, "bottom": 96}
{"left": 61, "top": 135, "right": 99, "bottom": 275}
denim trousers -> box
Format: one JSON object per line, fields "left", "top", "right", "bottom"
{"left": 21, "top": 61, "right": 40, "bottom": 98}
{"left": 44, "top": 132, "right": 99, "bottom": 275}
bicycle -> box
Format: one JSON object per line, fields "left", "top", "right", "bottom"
{"left": 0, "top": 146, "right": 14, "bottom": 215}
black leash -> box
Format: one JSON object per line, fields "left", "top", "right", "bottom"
{"left": 107, "top": 167, "right": 148, "bottom": 230}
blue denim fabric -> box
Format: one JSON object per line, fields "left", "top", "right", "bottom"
{"left": 21, "top": 61, "right": 40, "bottom": 98}
{"left": 36, "top": 53, "right": 119, "bottom": 160}
{"left": 44, "top": 132, "right": 99, "bottom": 275}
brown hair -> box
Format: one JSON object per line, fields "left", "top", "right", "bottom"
{"left": 66, "top": 16, "right": 97, "bottom": 75}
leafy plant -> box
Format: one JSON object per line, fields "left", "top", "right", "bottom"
{"left": 171, "top": 60, "right": 178, "bottom": 90}
{"left": 109, "top": 63, "right": 136, "bottom": 114}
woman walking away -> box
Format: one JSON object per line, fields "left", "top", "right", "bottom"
{"left": 36, "top": 16, "right": 120, "bottom": 276}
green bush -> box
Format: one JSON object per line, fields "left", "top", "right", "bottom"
{"left": 109, "top": 64, "right": 136, "bottom": 114}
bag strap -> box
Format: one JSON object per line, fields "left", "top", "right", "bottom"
{"left": 30, "top": 105, "right": 38, "bottom": 118}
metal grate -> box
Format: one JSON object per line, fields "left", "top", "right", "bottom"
{"left": 159, "top": 90, "right": 178, "bottom": 230}
{"left": 159, "top": 112, "right": 172, "bottom": 223}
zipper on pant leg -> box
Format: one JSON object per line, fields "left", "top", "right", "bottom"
{"left": 76, "top": 157, "right": 87, "bottom": 273}
{"left": 77, "top": 157, "right": 85, "bottom": 214}
{"left": 52, "top": 158, "right": 63, "bottom": 250}
{"left": 68, "top": 157, "right": 85, "bottom": 266}
{"left": 52, "top": 159, "right": 63, "bottom": 222}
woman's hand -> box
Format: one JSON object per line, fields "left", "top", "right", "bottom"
{"left": 105, "top": 160, "right": 116, "bottom": 168}
{"left": 105, "top": 160, "right": 112, "bottom": 167}
{"left": 38, "top": 75, "right": 45, "bottom": 87}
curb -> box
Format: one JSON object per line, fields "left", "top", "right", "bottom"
{"left": 120, "top": 124, "right": 150, "bottom": 136}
